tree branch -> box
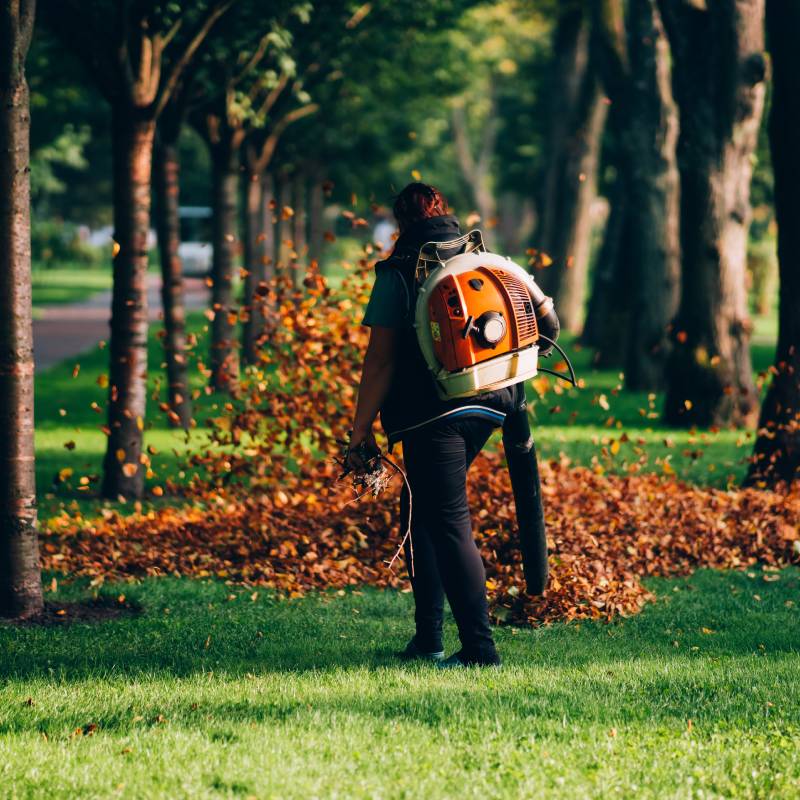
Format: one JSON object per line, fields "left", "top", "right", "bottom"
{"left": 20, "top": 0, "right": 37, "bottom": 54}
{"left": 154, "top": 0, "right": 235, "bottom": 118}
{"left": 117, "top": 0, "right": 137, "bottom": 101}
{"left": 253, "top": 70, "right": 290, "bottom": 118}
{"left": 592, "top": 0, "right": 630, "bottom": 102}
{"left": 162, "top": 16, "right": 183, "bottom": 49}
{"left": 254, "top": 102, "right": 319, "bottom": 173}
{"left": 233, "top": 30, "right": 273, "bottom": 88}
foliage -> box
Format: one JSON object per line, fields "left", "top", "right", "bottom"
{"left": 27, "top": 28, "right": 111, "bottom": 225}
{"left": 31, "top": 219, "right": 103, "bottom": 269}
{"left": 29, "top": 124, "right": 91, "bottom": 206}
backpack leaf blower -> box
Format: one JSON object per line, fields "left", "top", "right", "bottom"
{"left": 412, "top": 231, "right": 575, "bottom": 596}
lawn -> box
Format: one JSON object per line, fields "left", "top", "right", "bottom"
{"left": 1, "top": 568, "right": 798, "bottom": 798}
{"left": 32, "top": 268, "right": 112, "bottom": 308}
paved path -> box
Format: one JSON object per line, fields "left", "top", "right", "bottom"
{"left": 33, "top": 275, "right": 210, "bottom": 372}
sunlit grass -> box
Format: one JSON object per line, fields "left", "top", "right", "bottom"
{"left": 1, "top": 568, "right": 798, "bottom": 798}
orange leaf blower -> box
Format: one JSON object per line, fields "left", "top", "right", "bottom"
{"left": 414, "top": 231, "right": 575, "bottom": 399}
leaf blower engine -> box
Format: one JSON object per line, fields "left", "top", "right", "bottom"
{"left": 413, "top": 231, "right": 576, "bottom": 597}
{"left": 414, "top": 230, "right": 573, "bottom": 398}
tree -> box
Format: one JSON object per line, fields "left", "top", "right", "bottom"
{"left": 588, "top": 0, "right": 680, "bottom": 390}
{"left": 153, "top": 77, "right": 194, "bottom": 429}
{"left": 658, "top": 0, "right": 767, "bottom": 427}
{"left": 0, "top": 0, "right": 43, "bottom": 618}
{"left": 189, "top": 6, "right": 316, "bottom": 384}
{"left": 240, "top": 100, "right": 318, "bottom": 363}
{"left": 746, "top": 0, "right": 800, "bottom": 486}
{"left": 40, "top": 0, "right": 234, "bottom": 499}
{"left": 534, "top": 1, "right": 607, "bottom": 334}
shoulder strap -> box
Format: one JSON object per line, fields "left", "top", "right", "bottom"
{"left": 414, "top": 229, "right": 487, "bottom": 284}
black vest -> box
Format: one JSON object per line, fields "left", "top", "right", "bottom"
{"left": 375, "top": 215, "right": 523, "bottom": 444}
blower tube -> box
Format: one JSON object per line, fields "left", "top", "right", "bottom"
{"left": 502, "top": 406, "right": 549, "bottom": 596}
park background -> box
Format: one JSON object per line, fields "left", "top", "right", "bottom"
{"left": 1, "top": 0, "right": 799, "bottom": 797}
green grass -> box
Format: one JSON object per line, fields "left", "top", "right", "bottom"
{"left": 32, "top": 268, "right": 112, "bottom": 308}
{"left": 1, "top": 569, "right": 798, "bottom": 798}
{"left": 522, "top": 334, "right": 777, "bottom": 486}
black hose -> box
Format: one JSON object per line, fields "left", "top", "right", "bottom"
{"left": 502, "top": 407, "right": 549, "bottom": 595}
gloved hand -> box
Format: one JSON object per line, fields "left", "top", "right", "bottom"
{"left": 345, "top": 429, "right": 381, "bottom": 473}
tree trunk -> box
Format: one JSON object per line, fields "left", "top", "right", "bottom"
{"left": 261, "top": 172, "right": 276, "bottom": 274}
{"left": 242, "top": 167, "right": 264, "bottom": 364}
{"left": 209, "top": 140, "right": 240, "bottom": 391}
{"left": 746, "top": 0, "right": 800, "bottom": 486}
{"left": 451, "top": 102, "right": 498, "bottom": 249}
{"left": 309, "top": 175, "right": 325, "bottom": 272}
{"left": 592, "top": 0, "right": 681, "bottom": 389}
{"left": 497, "top": 192, "right": 535, "bottom": 257}
{"left": 101, "top": 108, "right": 155, "bottom": 500}
{"left": 622, "top": 0, "right": 680, "bottom": 390}
{"left": 0, "top": 0, "right": 43, "bottom": 619}
{"left": 291, "top": 172, "right": 307, "bottom": 287}
{"left": 535, "top": 6, "right": 607, "bottom": 333}
{"left": 275, "top": 170, "right": 292, "bottom": 269}
{"left": 580, "top": 174, "right": 631, "bottom": 366}
{"left": 153, "top": 137, "right": 192, "bottom": 427}
{"left": 659, "top": 0, "right": 766, "bottom": 427}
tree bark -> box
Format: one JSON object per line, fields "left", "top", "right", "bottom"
{"left": 592, "top": 0, "right": 681, "bottom": 389}
{"left": 101, "top": 109, "right": 155, "bottom": 500}
{"left": 153, "top": 136, "right": 192, "bottom": 427}
{"left": 659, "top": 0, "right": 766, "bottom": 427}
{"left": 746, "top": 0, "right": 800, "bottom": 486}
{"left": 292, "top": 171, "right": 307, "bottom": 287}
{"left": 623, "top": 0, "right": 680, "bottom": 390}
{"left": 535, "top": 5, "right": 607, "bottom": 334}
{"left": 308, "top": 175, "right": 325, "bottom": 272}
{"left": 580, "top": 174, "right": 632, "bottom": 366}
{"left": 208, "top": 138, "right": 240, "bottom": 391}
{"left": 242, "top": 163, "right": 264, "bottom": 365}
{"left": 261, "top": 172, "right": 276, "bottom": 274}
{"left": 451, "top": 101, "right": 498, "bottom": 249}
{"left": 0, "top": 0, "right": 43, "bottom": 619}
{"left": 275, "top": 170, "right": 292, "bottom": 270}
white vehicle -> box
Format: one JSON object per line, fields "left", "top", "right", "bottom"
{"left": 178, "top": 206, "right": 213, "bottom": 277}
{"left": 87, "top": 224, "right": 157, "bottom": 252}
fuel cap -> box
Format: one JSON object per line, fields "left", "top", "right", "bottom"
{"left": 475, "top": 311, "right": 506, "bottom": 348}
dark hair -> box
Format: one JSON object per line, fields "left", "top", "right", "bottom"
{"left": 392, "top": 182, "right": 449, "bottom": 232}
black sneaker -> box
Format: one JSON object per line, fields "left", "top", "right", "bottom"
{"left": 436, "top": 650, "right": 502, "bottom": 669}
{"left": 397, "top": 637, "right": 445, "bottom": 662}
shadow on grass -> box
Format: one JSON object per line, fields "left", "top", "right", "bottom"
{"left": 1, "top": 568, "right": 798, "bottom": 684}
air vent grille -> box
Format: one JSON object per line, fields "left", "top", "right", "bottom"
{"left": 487, "top": 268, "right": 538, "bottom": 346}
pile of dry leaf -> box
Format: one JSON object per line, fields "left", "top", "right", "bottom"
{"left": 41, "top": 455, "right": 800, "bottom": 626}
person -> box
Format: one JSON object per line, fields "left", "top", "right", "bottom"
{"left": 348, "top": 182, "right": 549, "bottom": 668}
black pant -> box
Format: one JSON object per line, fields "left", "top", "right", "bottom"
{"left": 400, "top": 416, "right": 498, "bottom": 661}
